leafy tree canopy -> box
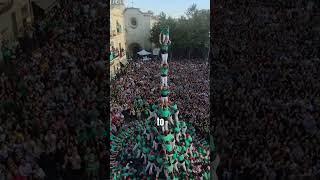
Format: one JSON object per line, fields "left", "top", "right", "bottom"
{"left": 150, "top": 4, "right": 210, "bottom": 59}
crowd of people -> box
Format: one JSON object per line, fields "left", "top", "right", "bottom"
{"left": 0, "top": 0, "right": 108, "bottom": 179}
{"left": 213, "top": 1, "right": 319, "bottom": 179}
{"left": 110, "top": 14, "right": 212, "bottom": 179}
{"left": 110, "top": 56, "right": 213, "bottom": 179}
{"left": 111, "top": 59, "right": 210, "bottom": 135}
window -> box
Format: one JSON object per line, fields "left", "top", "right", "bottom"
{"left": 116, "top": 21, "right": 121, "bottom": 33}
{"left": 130, "top": 17, "right": 137, "bottom": 28}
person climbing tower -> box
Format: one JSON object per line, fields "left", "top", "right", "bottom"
{"left": 159, "top": 26, "right": 171, "bottom": 66}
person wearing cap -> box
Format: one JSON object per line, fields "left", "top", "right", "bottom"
{"left": 160, "top": 64, "right": 169, "bottom": 89}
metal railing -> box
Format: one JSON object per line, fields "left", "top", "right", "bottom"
{"left": 0, "top": 0, "right": 14, "bottom": 15}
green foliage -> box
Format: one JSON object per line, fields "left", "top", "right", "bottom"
{"left": 150, "top": 5, "right": 210, "bottom": 59}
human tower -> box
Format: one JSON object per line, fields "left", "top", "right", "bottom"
{"left": 110, "top": 27, "right": 211, "bottom": 179}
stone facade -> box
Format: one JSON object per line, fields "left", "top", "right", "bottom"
{"left": 110, "top": 0, "right": 127, "bottom": 78}
{"left": 124, "top": 8, "right": 158, "bottom": 58}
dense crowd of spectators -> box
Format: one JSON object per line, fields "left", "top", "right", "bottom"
{"left": 110, "top": 58, "right": 212, "bottom": 179}
{"left": 213, "top": 1, "right": 319, "bottom": 179}
{"left": 0, "top": 0, "right": 107, "bottom": 179}
{"left": 111, "top": 59, "right": 210, "bottom": 135}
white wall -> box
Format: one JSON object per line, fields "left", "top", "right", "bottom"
{"left": 124, "top": 8, "right": 153, "bottom": 51}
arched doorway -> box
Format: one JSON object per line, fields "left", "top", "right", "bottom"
{"left": 128, "top": 43, "right": 142, "bottom": 59}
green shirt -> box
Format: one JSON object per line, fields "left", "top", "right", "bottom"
{"left": 143, "top": 147, "right": 150, "bottom": 154}
{"left": 178, "top": 154, "right": 185, "bottom": 162}
{"left": 161, "top": 67, "right": 169, "bottom": 76}
{"left": 166, "top": 163, "right": 174, "bottom": 173}
{"left": 180, "top": 122, "right": 186, "bottom": 128}
{"left": 183, "top": 146, "right": 188, "bottom": 154}
{"left": 161, "top": 44, "right": 169, "bottom": 52}
{"left": 171, "top": 104, "right": 178, "bottom": 112}
{"left": 110, "top": 52, "right": 113, "bottom": 61}
{"left": 148, "top": 154, "right": 156, "bottom": 161}
{"left": 174, "top": 126, "right": 181, "bottom": 133}
{"left": 161, "top": 108, "right": 171, "bottom": 118}
{"left": 176, "top": 146, "right": 182, "bottom": 153}
{"left": 163, "top": 134, "right": 174, "bottom": 143}
{"left": 2, "top": 48, "right": 11, "bottom": 61}
{"left": 203, "top": 172, "right": 210, "bottom": 180}
{"left": 157, "top": 135, "right": 163, "bottom": 143}
{"left": 151, "top": 104, "right": 158, "bottom": 111}
{"left": 161, "top": 89, "right": 170, "bottom": 97}
{"left": 156, "top": 156, "right": 163, "bottom": 164}
{"left": 161, "top": 27, "right": 169, "bottom": 35}
{"left": 166, "top": 144, "right": 173, "bottom": 152}
{"left": 137, "top": 135, "right": 141, "bottom": 142}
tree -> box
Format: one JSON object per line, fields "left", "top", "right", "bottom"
{"left": 150, "top": 5, "right": 210, "bottom": 59}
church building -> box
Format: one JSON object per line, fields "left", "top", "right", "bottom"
{"left": 110, "top": 0, "right": 158, "bottom": 78}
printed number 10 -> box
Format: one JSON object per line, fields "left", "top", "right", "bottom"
{"left": 157, "top": 117, "right": 164, "bottom": 126}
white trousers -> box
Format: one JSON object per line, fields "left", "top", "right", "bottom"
{"left": 163, "top": 35, "right": 169, "bottom": 42}
{"left": 174, "top": 113, "right": 179, "bottom": 123}
{"left": 179, "top": 161, "right": 187, "bottom": 172}
{"left": 141, "top": 153, "right": 147, "bottom": 164}
{"left": 168, "top": 116, "right": 174, "bottom": 125}
{"left": 147, "top": 111, "right": 157, "bottom": 121}
{"left": 162, "top": 120, "right": 169, "bottom": 132}
{"left": 161, "top": 97, "right": 168, "bottom": 103}
{"left": 182, "top": 127, "right": 187, "bottom": 136}
{"left": 161, "top": 76, "right": 168, "bottom": 87}
{"left": 176, "top": 132, "right": 181, "bottom": 142}
{"left": 153, "top": 140, "right": 158, "bottom": 150}
{"left": 155, "top": 165, "right": 163, "bottom": 178}
{"left": 161, "top": 53, "right": 168, "bottom": 65}
{"left": 146, "top": 162, "right": 156, "bottom": 175}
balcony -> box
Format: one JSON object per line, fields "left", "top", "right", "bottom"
{"left": 110, "top": 49, "right": 125, "bottom": 62}
{"left": 0, "top": 0, "right": 14, "bottom": 15}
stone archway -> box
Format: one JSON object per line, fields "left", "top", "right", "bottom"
{"left": 128, "top": 43, "right": 142, "bottom": 59}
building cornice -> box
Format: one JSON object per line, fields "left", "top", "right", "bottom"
{"left": 124, "top": 7, "right": 155, "bottom": 17}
